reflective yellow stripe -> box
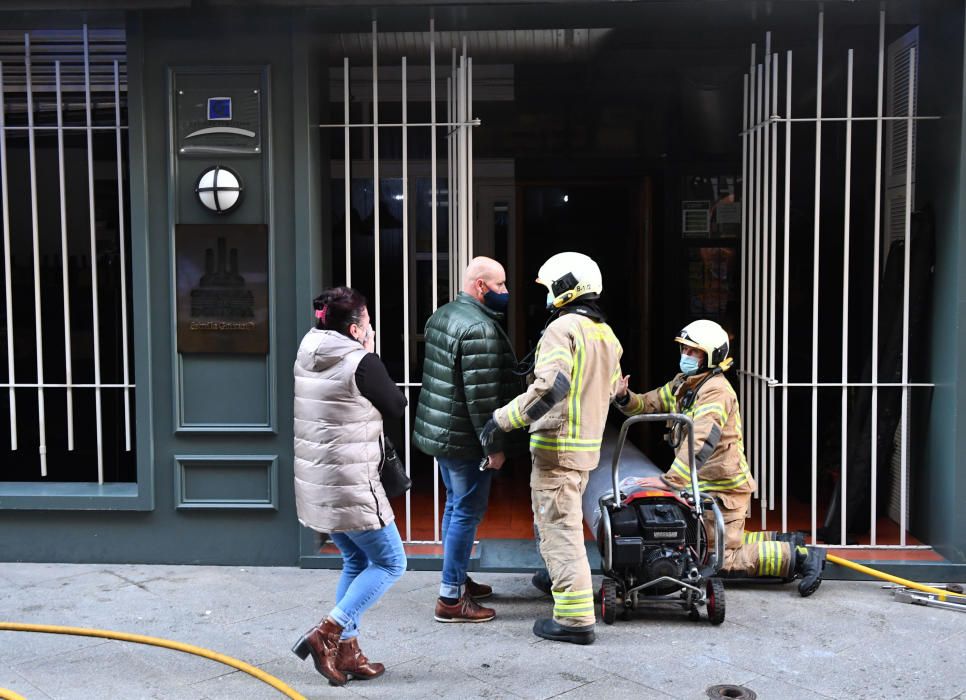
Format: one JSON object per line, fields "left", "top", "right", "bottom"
{"left": 530, "top": 435, "right": 602, "bottom": 452}
{"left": 552, "top": 588, "right": 593, "bottom": 599}
{"left": 536, "top": 348, "right": 573, "bottom": 368}
{"left": 553, "top": 589, "right": 594, "bottom": 617}
{"left": 508, "top": 399, "right": 526, "bottom": 429}
{"left": 670, "top": 457, "right": 690, "bottom": 479}
{"left": 756, "top": 541, "right": 783, "bottom": 576}
{"left": 743, "top": 531, "right": 764, "bottom": 544}
{"left": 659, "top": 383, "right": 675, "bottom": 412}
{"left": 692, "top": 402, "right": 727, "bottom": 424}
{"left": 569, "top": 336, "right": 585, "bottom": 440}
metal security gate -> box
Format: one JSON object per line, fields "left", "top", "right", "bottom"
{"left": 321, "top": 20, "right": 478, "bottom": 544}
{"left": 0, "top": 25, "right": 134, "bottom": 484}
{"left": 739, "top": 9, "right": 935, "bottom": 548}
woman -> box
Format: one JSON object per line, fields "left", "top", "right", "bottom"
{"left": 291, "top": 287, "right": 407, "bottom": 686}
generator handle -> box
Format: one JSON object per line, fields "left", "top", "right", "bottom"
{"left": 611, "top": 413, "right": 700, "bottom": 510}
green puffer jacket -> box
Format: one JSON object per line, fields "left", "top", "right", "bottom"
{"left": 414, "top": 292, "right": 525, "bottom": 459}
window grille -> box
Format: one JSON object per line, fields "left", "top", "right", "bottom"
{"left": 0, "top": 25, "right": 133, "bottom": 484}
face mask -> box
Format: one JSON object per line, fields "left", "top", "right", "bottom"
{"left": 546, "top": 291, "right": 556, "bottom": 309}
{"left": 482, "top": 288, "right": 510, "bottom": 312}
{"left": 679, "top": 354, "right": 702, "bottom": 376}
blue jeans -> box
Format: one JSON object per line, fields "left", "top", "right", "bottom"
{"left": 438, "top": 457, "right": 493, "bottom": 599}
{"left": 329, "top": 522, "right": 406, "bottom": 639}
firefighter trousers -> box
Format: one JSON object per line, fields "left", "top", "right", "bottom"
{"left": 530, "top": 464, "right": 595, "bottom": 627}
{"left": 706, "top": 491, "right": 794, "bottom": 578}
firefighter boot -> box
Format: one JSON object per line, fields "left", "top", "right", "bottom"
{"left": 795, "top": 546, "right": 827, "bottom": 597}
{"left": 773, "top": 531, "right": 807, "bottom": 548}
{"left": 292, "top": 617, "right": 347, "bottom": 686}
{"left": 533, "top": 618, "right": 595, "bottom": 645}
{"left": 531, "top": 568, "right": 552, "bottom": 595}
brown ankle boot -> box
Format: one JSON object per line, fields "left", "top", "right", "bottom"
{"left": 292, "top": 618, "right": 347, "bottom": 686}
{"left": 337, "top": 637, "right": 385, "bottom": 680}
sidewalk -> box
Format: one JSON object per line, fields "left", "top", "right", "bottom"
{"left": 0, "top": 563, "right": 963, "bottom": 700}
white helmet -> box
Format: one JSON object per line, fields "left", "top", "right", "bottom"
{"left": 536, "top": 252, "right": 603, "bottom": 309}
{"left": 676, "top": 319, "right": 730, "bottom": 370}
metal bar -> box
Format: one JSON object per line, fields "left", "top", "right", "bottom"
{"left": 0, "top": 126, "right": 132, "bottom": 131}
{"left": 840, "top": 49, "right": 854, "bottom": 546}
{"left": 55, "top": 61, "right": 75, "bottom": 452}
{"left": 25, "top": 34, "right": 48, "bottom": 476}
{"left": 810, "top": 8, "right": 824, "bottom": 541}
{"left": 781, "top": 49, "right": 793, "bottom": 532}
{"left": 372, "top": 20, "right": 381, "bottom": 355}
{"left": 739, "top": 116, "right": 939, "bottom": 131}
{"left": 430, "top": 18, "right": 438, "bottom": 313}
{"left": 899, "top": 47, "right": 916, "bottom": 546}
{"left": 402, "top": 55, "right": 412, "bottom": 544}
{"left": 459, "top": 40, "right": 468, "bottom": 273}
{"left": 0, "top": 62, "right": 16, "bottom": 451}
{"left": 113, "top": 60, "right": 131, "bottom": 452}
{"left": 745, "top": 61, "right": 755, "bottom": 488}
{"left": 83, "top": 25, "right": 105, "bottom": 483}
{"left": 320, "top": 120, "right": 479, "bottom": 129}
{"left": 737, "top": 379, "right": 932, "bottom": 388}
{"left": 739, "top": 73, "right": 748, "bottom": 438}
{"left": 344, "top": 57, "right": 351, "bottom": 287}
{"left": 870, "top": 8, "right": 886, "bottom": 545}
{"left": 753, "top": 61, "right": 763, "bottom": 500}
{"left": 760, "top": 34, "right": 770, "bottom": 526}
{"left": 0, "top": 383, "right": 135, "bottom": 389}
{"left": 768, "top": 50, "right": 778, "bottom": 514}
{"left": 446, "top": 74, "right": 454, "bottom": 301}
{"left": 467, "top": 55, "right": 473, "bottom": 259}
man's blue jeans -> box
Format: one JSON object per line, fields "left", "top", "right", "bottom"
{"left": 438, "top": 457, "right": 493, "bottom": 599}
{"left": 329, "top": 521, "right": 407, "bottom": 639}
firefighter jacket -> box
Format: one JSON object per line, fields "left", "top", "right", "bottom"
{"left": 494, "top": 309, "right": 623, "bottom": 471}
{"left": 618, "top": 370, "right": 756, "bottom": 508}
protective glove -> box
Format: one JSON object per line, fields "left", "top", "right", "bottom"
{"left": 479, "top": 415, "right": 501, "bottom": 451}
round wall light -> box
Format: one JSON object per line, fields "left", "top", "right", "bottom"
{"left": 195, "top": 165, "right": 243, "bottom": 214}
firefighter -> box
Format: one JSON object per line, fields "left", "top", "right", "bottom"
{"left": 614, "top": 319, "right": 826, "bottom": 596}
{"left": 480, "top": 252, "right": 624, "bottom": 645}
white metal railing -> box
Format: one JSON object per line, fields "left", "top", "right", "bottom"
{"left": 739, "top": 10, "right": 935, "bottom": 548}
{"left": 320, "top": 19, "right": 478, "bottom": 543}
{"left": 0, "top": 25, "right": 133, "bottom": 483}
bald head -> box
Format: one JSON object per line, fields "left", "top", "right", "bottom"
{"left": 463, "top": 256, "right": 508, "bottom": 301}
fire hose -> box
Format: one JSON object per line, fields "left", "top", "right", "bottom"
{"left": 0, "top": 622, "right": 306, "bottom": 700}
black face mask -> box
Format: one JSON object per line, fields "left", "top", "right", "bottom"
{"left": 482, "top": 288, "right": 510, "bottom": 312}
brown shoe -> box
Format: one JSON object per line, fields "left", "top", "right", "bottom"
{"left": 292, "top": 617, "right": 347, "bottom": 686}
{"left": 434, "top": 592, "right": 496, "bottom": 623}
{"left": 465, "top": 575, "right": 492, "bottom": 600}
{"left": 337, "top": 637, "right": 385, "bottom": 680}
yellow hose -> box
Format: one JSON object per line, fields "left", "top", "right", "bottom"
{"left": 826, "top": 554, "right": 966, "bottom": 602}
{"left": 0, "top": 622, "right": 306, "bottom": 700}
{"left": 0, "top": 688, "right": 28, "bottom": 700}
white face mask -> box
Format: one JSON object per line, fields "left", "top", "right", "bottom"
{"left": 546, "top": 291, "right": 555, "bottom": 308}
{"left": 355, "top": 324, "right": 373, "bottom": 346}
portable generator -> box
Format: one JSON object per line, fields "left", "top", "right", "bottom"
{"left": 596, "top": 413, "right": 727, "bottom": 624}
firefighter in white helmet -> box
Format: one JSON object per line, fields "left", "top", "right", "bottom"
{"left": 614, "top": 319, "right": 827, "bottom": 596}
{"left": 480, "top": 252, "right": 624, "bottom": 644}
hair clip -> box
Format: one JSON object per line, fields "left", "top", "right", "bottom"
{"left": 315, "top": 305, "right": 328, "bottom": 323}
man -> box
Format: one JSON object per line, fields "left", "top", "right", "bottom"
{"left": 413, "top": 256, "right": 523, "bottom": 623}
{"left": 614, "top": 319, "right": 826, "bottom": 596}
{"left": 482, "top": 252, "right": 623, "bottom": 645}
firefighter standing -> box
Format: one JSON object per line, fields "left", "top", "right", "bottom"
{"left": 481, "top": 252, "right": 623, "bottom": 645}
{"left": 614, "top": 320, "right": 826, "bottom": 596}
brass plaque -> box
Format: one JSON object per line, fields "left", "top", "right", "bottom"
{"left": 176, "top": 224, "right": 268, "bottom": 354}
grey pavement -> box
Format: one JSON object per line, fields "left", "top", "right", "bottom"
{"left": 0, "top": 563, "right": 963, "bottom": 700}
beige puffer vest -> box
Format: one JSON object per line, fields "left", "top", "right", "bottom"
{"left": 293, "top": 329, "right": 393, "bottom": 533}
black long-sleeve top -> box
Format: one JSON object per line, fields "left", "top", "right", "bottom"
{"left": 355, "top": 353, "right": 407, "bottom": 420}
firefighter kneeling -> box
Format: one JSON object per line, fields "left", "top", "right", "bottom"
{"left": 614, "top": 319, "right": 826, "bottom": 596}
{"left": 481, "top": 252, "right": 624, "bottom": 644}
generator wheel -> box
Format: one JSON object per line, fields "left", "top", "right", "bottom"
{"left": 706, "top": 578, "right": 726, "bottom": 625}
{"left": 600, "top": 579, "right": 618, "bottom": 625}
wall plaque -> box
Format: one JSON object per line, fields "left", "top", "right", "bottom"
{"left": 176, "top": 224, "right": 269, "bottom": 354}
